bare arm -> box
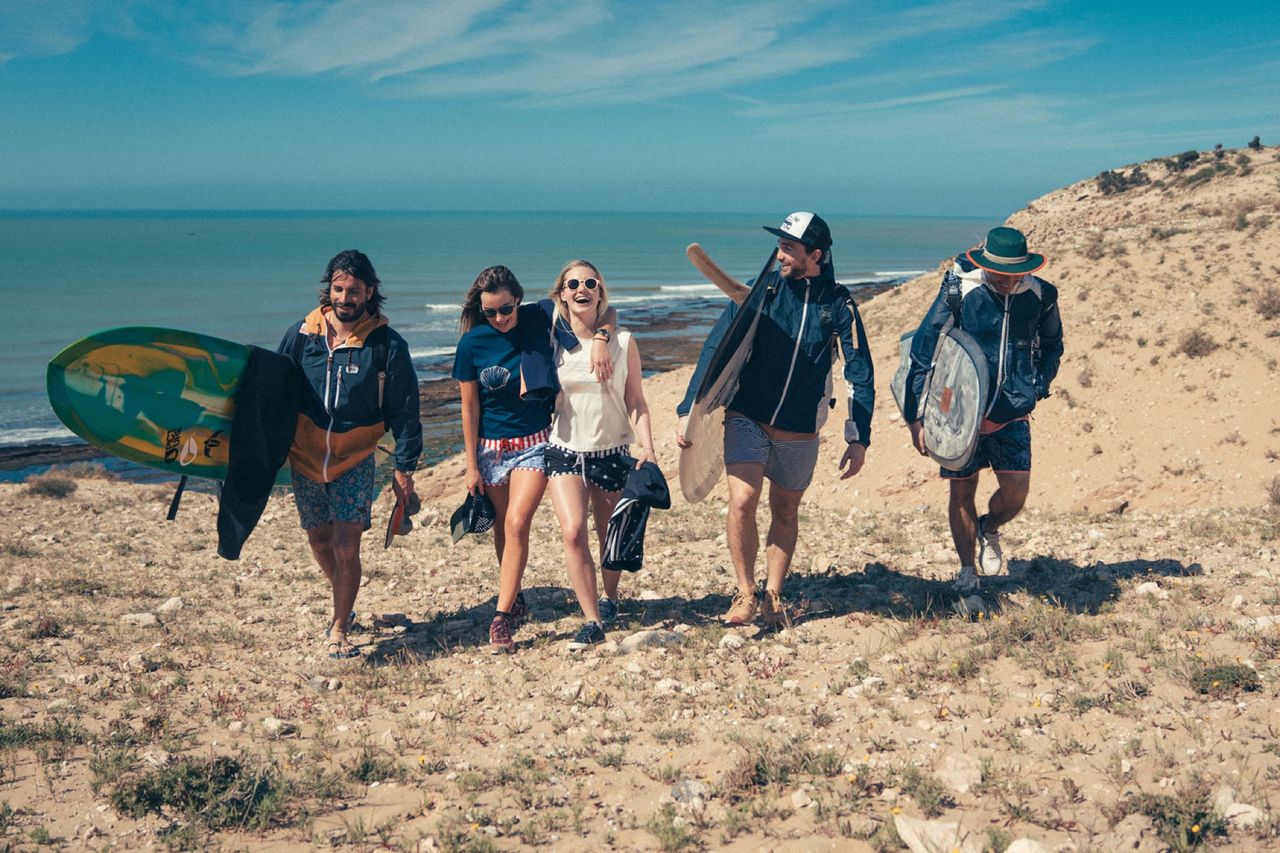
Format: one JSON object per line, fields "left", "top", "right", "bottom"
{"left": 458, "top": 380, "right": 485, "bottom": 495}
{"left": 623, "top": 339, "right": 656, "bottom": 467}
{"left": 590, "top": 305, "right": 619, "bottom": 382}
{"left": 687, "top": 243, "right": 750, "bottom": 304}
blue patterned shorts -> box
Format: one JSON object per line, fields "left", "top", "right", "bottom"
{"left": 292, "top": 454, "right": 376, "bottom": 530}
{"left": 941, "top": 419, "right": 1032, "bottom": 479}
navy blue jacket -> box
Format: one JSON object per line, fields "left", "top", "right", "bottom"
{"left": 678, "top": 269, "right": 875, "bottom": 445}
{"left": 903, "top": 255, "right": 1063, "bottom": 425}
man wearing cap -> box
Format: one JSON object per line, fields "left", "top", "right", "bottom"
{"left": 902, "top": 226, "right": 1063, "bottom": 593}
{"left": 677, "top": 212, "right": 875, "bottom": 627}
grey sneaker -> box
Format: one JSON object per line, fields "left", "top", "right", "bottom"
{"left": 953, "top": 566, "right": 980, "bottom": 594}
{"left": 977, "top": 515, "right": 1004, "bottom": 576}
{"left": 597, "top": 597, "right": 619, "bottom": 626}
{"left": 568, "top": 621, "right": 606, "bottom": 651}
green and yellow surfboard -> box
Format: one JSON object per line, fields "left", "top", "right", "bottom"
{"left": 47, "top": 327, "right": 288, "bottom": 484}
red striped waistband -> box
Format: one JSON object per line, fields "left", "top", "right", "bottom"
{"left": 480, "top": 428, "right": 550, "bottom": 453}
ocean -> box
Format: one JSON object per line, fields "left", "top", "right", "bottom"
{"left": 8, "top": 210, "right": 991, "bottom": 448}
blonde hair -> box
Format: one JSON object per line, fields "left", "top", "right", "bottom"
{"left": 550, "top": 259, "right": 609, "bottom": 327}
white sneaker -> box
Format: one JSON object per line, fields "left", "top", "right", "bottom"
{"left": 953, "top": 566, "right": 980, "bottom": 593}
{"left": 977, "top": 515, "right": 1004, "bottom": 576}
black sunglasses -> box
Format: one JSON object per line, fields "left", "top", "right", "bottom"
{"left": 481, "top": 302, "right": 517, "bottom": 319}
{"left": 564, "top": 278, "right": 599, "bottom": 291}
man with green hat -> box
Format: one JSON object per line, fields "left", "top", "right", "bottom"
{"left": 901, "top": 226, "right": 1063, "bottom": 593}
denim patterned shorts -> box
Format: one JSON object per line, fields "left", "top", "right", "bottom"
{"left": 292, "top": 454, "right": 376, "bottom": 530}
{"left": 477, "top": 429, "right": 549, "bottom": 486}
{"left": 941, "top": 419, "right": 1032, "bottom": 479}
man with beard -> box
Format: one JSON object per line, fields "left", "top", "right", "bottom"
{"left": 676, "top": 213, "right": 875, "bottom": 628}
{"left": 279, "top": 250, "right": 422, "bottom": 659}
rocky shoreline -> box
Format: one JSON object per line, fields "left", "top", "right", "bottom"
{"left": 2, "top": 285, "right": 895, "bottom": 479}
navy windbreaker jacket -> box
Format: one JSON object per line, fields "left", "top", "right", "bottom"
{"left": 902, "top": 255, "right": 1063, "bottom": 425}
{"left": 678, "top": 269, "right": 875, "bottom": 445}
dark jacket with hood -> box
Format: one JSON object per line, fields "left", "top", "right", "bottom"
{"left": 902, "top": 254, "right": 1063, "bottom": 426}
{"left": 678, "top": 268, "right": 875, "bottom": 446}
{"left": 278, "top": 306, "right": 422, "bottom": 482}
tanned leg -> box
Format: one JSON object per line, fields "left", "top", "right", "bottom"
{"left": 725, "top": 462, "right": 766, "bottom": 597}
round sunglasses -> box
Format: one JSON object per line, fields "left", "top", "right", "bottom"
{"left": 564, "top": 278, "right": 599, "bottom": 291}
{"left": 481, "top": 302, "right": 517, "bottom": 319}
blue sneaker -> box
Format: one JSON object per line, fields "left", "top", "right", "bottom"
{"left": 597, "top": 597, "right": 619, "bottom": 626}
{"left": 568, "top": 621, "right": 606, "bottom": 651}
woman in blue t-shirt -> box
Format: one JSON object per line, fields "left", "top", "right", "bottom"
{"left": 452, "top": 265, "right": 612, "bottom": 654}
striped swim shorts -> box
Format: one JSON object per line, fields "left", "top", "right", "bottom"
{"left": 723, "top": 416, "right": 820, "bottom": 492}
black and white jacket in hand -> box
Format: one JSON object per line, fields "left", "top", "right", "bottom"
{"left": 902, "top": 254, "right": 1063, "bottom": 426}
{"left": 678, "top": 268, "right": 875, "bottom": 446}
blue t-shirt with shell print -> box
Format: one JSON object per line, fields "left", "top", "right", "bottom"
{"left": 451, "top": 304, "right": 553, "bottom": 440}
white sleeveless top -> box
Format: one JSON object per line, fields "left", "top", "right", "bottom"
{"left": 550, "top": 329, "right": 634, "bottom": 452}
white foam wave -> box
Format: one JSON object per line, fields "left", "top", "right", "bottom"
{"left": 398, "top": 318, "right": 457, "bottom": 333}
{"left": 657, "top": 283, "right": 721, "bottom": 294}
{"left": 424, "top": 303, "right": 459, "bottom": 312}
{"left": 411, "top": 346, "right": 456, "bottom": 361}
{"left": 873, "top": 270, "right": 927, "bottom": 278}
{"left": 0, "top": 425, "right": 76, "bottom": 447}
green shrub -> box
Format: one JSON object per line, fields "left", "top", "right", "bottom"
{"left": 1191, "top": 663, "right": 1261, "bottom": 697}
{"left": 0, "top": 715, "right": 87, "bottom": 750}
{"left": 647, "top": 803, "right": 699, "bottom": 852}
{"left": 1097, "top": 167, "right": 1151, "bottom": 195}
{"left": 1184, "top": 166, "right": 1215, "bottom": 186}
{"left": 899, "top": 764, "right": 950, "bottom": 817}
{"left": 1119, "top": 786, "right": 1226, "bottom": 850}
{"left": 347, "top": 746, "right": 399, "bottom": 784}
{"left": 1164, "top": 150, "right": 1201, "bottom": 172}
{"left": 109, "top": 755, "right": 290, "bottom": 833}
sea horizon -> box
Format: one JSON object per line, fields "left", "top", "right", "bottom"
{"left": 11, "top": 209, "right": 994, "bottom": 450}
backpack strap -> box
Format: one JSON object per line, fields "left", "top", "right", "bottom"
{"left": 942, "top": 271, "right": 963, "bottom": 329}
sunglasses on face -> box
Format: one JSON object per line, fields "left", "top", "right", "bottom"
{"left": 481, "top": 302, "right": 517, "bottom": 319}
{"left": 564, "top": 278, "right": 599, "bottom": 291}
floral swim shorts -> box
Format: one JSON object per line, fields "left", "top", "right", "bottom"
{"left": 291, "top": 454, "right": 376, "bottom": 530}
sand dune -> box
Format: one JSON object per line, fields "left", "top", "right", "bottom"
{"left": 3, "top": 146, "right": 1279, "bottom": 850}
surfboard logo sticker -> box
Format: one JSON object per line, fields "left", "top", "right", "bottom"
{"left": 163, "top": 428, "right": 182, "bottom": 463}
{"left": 179, "top": 435, "right": 199, "bottom": 466}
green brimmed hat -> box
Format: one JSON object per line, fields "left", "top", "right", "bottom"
{"left": 966, "top": 226, "right": 1046, "bottom": 275}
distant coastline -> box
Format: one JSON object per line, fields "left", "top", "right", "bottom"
{"left": 1, "top": 281, "right": 899, "bottom": 482}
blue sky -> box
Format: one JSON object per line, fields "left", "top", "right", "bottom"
{"left": 1, "top": 1, "right": 1276, "bottom": 215}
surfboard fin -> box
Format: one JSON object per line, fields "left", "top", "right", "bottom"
{"left": 166, "top": 475, "right": 188, "bottom": 521}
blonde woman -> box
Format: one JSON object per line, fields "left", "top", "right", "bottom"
{"left": 544, "top": 260, "right": 656, "bottom": 650}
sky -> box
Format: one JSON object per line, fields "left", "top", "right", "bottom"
{"left": 0, "top": 1, "right": 1276, "bottom": 216}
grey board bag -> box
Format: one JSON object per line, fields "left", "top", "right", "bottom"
{"left": 889, "top": 303, "right": 989, "bottom": 472}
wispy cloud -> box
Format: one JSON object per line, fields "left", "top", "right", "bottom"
{"left": 0, "top": 1, "right": 99, "bottom": 63}
{"left": 135, "top": 0, "right": 1078, "bottom": 107}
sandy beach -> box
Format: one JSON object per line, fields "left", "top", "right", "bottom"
{"left": 3, "top": 145, "right": 1279, "bottom": 850}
